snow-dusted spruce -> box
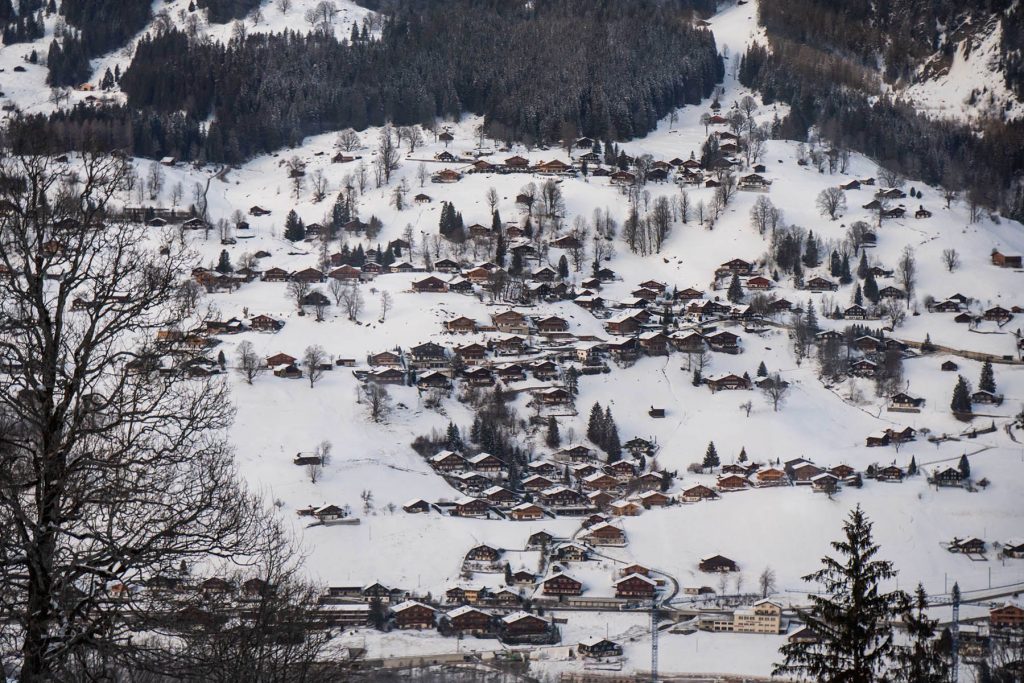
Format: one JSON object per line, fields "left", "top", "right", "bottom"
{"left": 774, "top": 506, "right": 951, "bottom": 682}
{"left": 0, "top": 152, "right": 280, "bottom": 680}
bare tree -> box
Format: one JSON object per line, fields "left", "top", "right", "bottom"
{"left": 485, "top": 186, "right": 499, "bottom": 214}
{"left": 147, "top": 162, "right": 165, "bottom": 201}
{"left": 816, "top": 187, "right": 847, "bottom": 220}
{"left": 877, "top": 165, "right": 903, "bottom": 188}
{"left": 310, "top": 288, "right": 329, "bottom": 321}
{"left": 328, "top": 277, "right": 347, "bottom": 305}
{"left": 306, "top": 440, "right": 332, "bottom": 483}
{"left": 339, "top": 281, "right": 364, "bottom": 321}
{"left": 760, "top": 372, "right": 790, "bottom": 411}
{"left": 379, "top": 290, "right": 393, "bottom": 322}
{"left": 758, "top": 566, "right": 777, "bottom": 598}
{"left": 335, "top": 128, "right": 360, "bottom": 152}
{"left": 276, "top": 0, "right": 292, "bottom": 13}
{"left": 286, "top": 279, "right": 311, "bottom": 312}
{"left": 896, "top": 245, "right": 917, "bottom": 301}
{"left": 303, "top": 345, "right": 327, "bottom": 388}
{"left": 740, "top": 400, "right": 753, "bottom": 417}
{"left": 362, "top": 383, "right": 392, "bottom": 423}
{"left": 170, "top": 181, "right": 184, "bottom": 210}
{"left": 941, "top": 248, "right": 960, "bottom": 273}
{"left": 310, "top": 170, "right": 328, "bottom": 203}
{"left": 376, "top": 126, "right": 401, "bottom": 185}
{"left": 417, "top": 162, "right": 429, "bottom": 188}
{"left": 304, "top": 0, "right": 337, "bottom": 32}
{"left": 236, "top": 340, "right": 265, "bottom": 385}
{"left": 0, "top": 152, "right": 266, "bottom": 681}
{"left": 880, "top": 302, "right": 907, "bottom": 330}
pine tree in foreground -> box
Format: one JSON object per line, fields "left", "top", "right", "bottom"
{"left": 979, "top": 360, "right": 996, "bottom": 393}
{"left": 702, "top": 441, "right": 719, "bottom": 471}
{"left": 774, "top": 505, "right": 906, "bottom": 683}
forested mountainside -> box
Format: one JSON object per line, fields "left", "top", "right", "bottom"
{"left": 738, "top": 0, "right": 1024, "bottom": 223}
{"left": 757, "top": 0, "right": 1023, "bottom": 99}
{"left": 17, "top": 0, "right": 723, "bottom": 163}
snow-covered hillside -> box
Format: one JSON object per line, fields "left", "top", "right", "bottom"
{"left": 6, "top": 0, "right": 1022, "bottom": 677}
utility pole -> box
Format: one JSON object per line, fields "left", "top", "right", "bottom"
{"left": 650, "top": 598, "right": 659, "bottom": 683}
{"left": 951, "top": 582, "right": 961, "bottom": 683}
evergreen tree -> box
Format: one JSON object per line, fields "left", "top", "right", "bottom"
{"left": 893, "top": 584, "right": 949, "bottom": 683}
{"left": 950, "top": 376, "right": 972, "bottom": 415}
{"left": 958, "top": 453, "right": 970, "bottom": 479}
{"left": 702, "top": 441, "right": 719, "bottom": 471}
{"left": 445, "top": 421, "right": 463, "bottom": 451}
{"left": 510, "top": 250, "right": 523, "bottom": 275}
{"left": 605, "top": 419, "right": 621, "bottom": 462}
{"left": 756, "top": 361, "right": 767, "bottom": 377}
{"left": 852, "top": 283, "right": 863, "bottom": 306}
{"left": 920, "top": 333, "right": 934, "bottom": 353}
{"left": 545, "top": 416, "right": 561, "bottom": 449}
{"left": 907, "top": 455, "right": 917, "bottom": 476}
{"left": 727, "top": 273, "right": 744, "bottom": 303}
{"left": 829, "top": 250, "right": 841, "bottom": 277}
{"left": 215, "top": 249, "right": 232, "bottom": 273}
{"left": 557, "top": 255, "right": 569, "bottom": 279}
{"left": 738, "top": 446, "right": 748, "bottom": 463}
{"left": 863, "top": 270, "right": 879, "bottom": 304}
{"left": 586, "top": 402, "right": 604, "bottom": 448}
{"left": 774, "top": 506, "right": 905, "bottom": 682}
{"left": 978, "top": 360, "right": 996, "bottom": 393}
{"left": 564, "top": 366, "right": 579, "bottom": 397}
{"left": 470, "top": 415, "right": 482, "bottom": 443}
{"left": 839, "top": 253, "right": 853, "bottom": 284}
{"left": 804, "top": 300, "right": 819, "bottom": 334}
{"left": 857, "top": 251, "right": 870, "bottom": 279}
{"left": 284, "top": 209, "right": 305, "bottom": 242}
{"left": 802, "top": 231, "right": 820, "bottom": 268}
{"left": 331, "top": 193, "right": 350, "bottom": 232}
{"left": 692, "top": 368, "right": 702, "bottom": 386}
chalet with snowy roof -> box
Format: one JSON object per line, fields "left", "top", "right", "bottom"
{"left": 579, "top": 637, "right": 623, "bottom": 659}
{"left": 638, "top": 490, "right": 671, "bottom": 508}
{"left": 410, "top": 276, "right": 447, "bottom": 293}
{"left": 452, "top": 343, "right": 486, "bottom": 363}
{"left": 706, "top": 374, "right": 751, "bottom": 391}
{"left": 718, "top": 258, "right": 753, "bottom": 275}
{"left": 681, "top": 484, "right": 719, "bottom": 503}
{"left": 850, "top": 359, "right": 878, "bottom": 377}
{"left": 528, "top": 460, "right": 561, "bottom": 477}
{"left": 403, "top": 499, "right": 431, "bottom": 514}
{"left": 879, "top": 286, "right": 905, "bottom": 300}
{"left": 716, "top": 474, "right": 750, "bottom": 492}
{"left": 876, "top": 465, "right": 905, "bottom": 482}
{"left": 609, "top": 500, "right": 643, "bottom": 517}
{"left": 1002, "top": 540, "right": 1024, "bottom": 558}
{"left": 391, "top": 601, "right": 435, "bottom": 629}
{"left": 972, "top": 389, "right": 1003, "bottom": 405}
{"left": 806, "top": 276, "right": 837, "bottom": 292}
{"left": 417, "top": 371, "right": 451, "bottom": 390}
{"left": 261, "top": 267, "right": 290, "bottom": 282}
{"left": 453, "top": 472, "right": 490, "bottom": 492}
{"left": 991, "top": 250, "right": 1022, "bottom": 268}
{"left": 738, "top": 173, "right": 770, "bottom": 190}
{"left": 509, "top": 502, "right": 546, "bottom": 521}
{"left": 541, "top": 486, "right": 588, "bottom": 508}
{"left": 582, "top": 522, "right": 627, "bottom": 546}
{"left": 500, "top": 611, "right": 550, "bottom": 637}
{"left": 949, "top": 537, "right": 985, "bottom": 554}
{"left": 444, "top": 605, "right": 492, "bottom": 635}
{"left": 531, "top": 360, "right": 559, "bottom": 380}
{"left": 365, "top": 367, "right": 404, "bottom": 384}
{"left": 790, "top": 463, "right": 824, "bottom": 484}
{"left": 491, "top": 310, "right": 529, "bottom": 334}
{"left": 933, "top": 467, "right": 963, "bottom": 487}
{"left": 248, "top": 314, "right": 284, "bottom": 332}
{"left": 699, "top": 555, "right": 738, "bottom": 573}
{"left": 541, "top": 571, "right": 583, "bottom": 596}
{"left": 523, "top": 474, "right": 555, "bottom": 492}
{"left": 535, "top": 159, "right": 572, "bottom": 174}
{"left": 890, "top": 392, "right": 925, "bottom": 411}
{"left": 639, "top": 331, "right": 670, "bottom": 355}
{"left": 409, "top": 342, "right": 447, "bottom": 369}
{"left": 706, "top": 331, "right": 740, "bottom": 353}
{"left": 755, "top": 468, "right": 788, "bottom": 487}
{"left": 483, "top": 486, "right": 517, "bottom": 507}
{"left": 505, "top": 156, "right": 530, "bottom": 169}
{"left": 615, "top": 573, "right": 657, "bottom": 599}
{"left": 990, "top": 603, "right": 1024, "bottom": 629}
{"left": 844, "top": 304, "right": 868, "bottom": 320}
{"left": 610, "top": 170, "right": 637, "bottom": 186}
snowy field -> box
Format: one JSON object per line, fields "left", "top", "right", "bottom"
{"left": 5, "top": 0, "right": 1024, "bottom": 677}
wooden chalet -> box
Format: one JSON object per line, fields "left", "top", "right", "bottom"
{"left": 581, "top": 522, "right": 627, "bottom": 546}
{"left": 541, "top": 572, "right": 583, "bottom": 596}
{"left": 990, "top": 603, "right": 1024, "bottom": 629}
{"left": 991, "top": 250, "right": 1022, "bottom": 268}
{"left": 681, "top": 485, "right": 719, "bottom": 503}
{"left": 412, "top": 276, "right": 448, "bottom": 293}
{"left": 500, "top": 611, "right": 550, "bottom": 637}
{"left": 932, "top": 467, "right": 963, "bottom": 487}
{"left": 445, "top": 316, "right": 477, "bottom": 334}
{"left": 391, "top": 601, "right": 435, "bottom": 629}
{"left": 699, "top": 555, "right": 738, "bottom": 573}
{"left": 452, "top": 497, "right": 490, "bottom": 517}
{"left": 509, "top": 502, "right": 546, "bottom": 521}
{"left": 579, "top": 637, "right": 623, "bottom": 659}
{"left": 706, "top": 374, "right": 751, "bottom": 391}
{"left": 403, "top": 498, "right": 431, "bottom": 514}
{"left": 614, "top": 573, "right": 657, "bottom": 599}
{"left": 949, "top": 537, "right": 985, "bottom": 554}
